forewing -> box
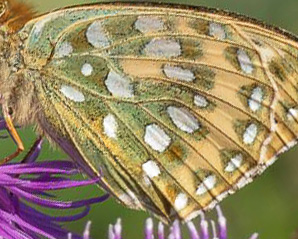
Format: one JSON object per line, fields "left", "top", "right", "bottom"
{"left": 21, "top": 4, "right": 298, "bottom": 221}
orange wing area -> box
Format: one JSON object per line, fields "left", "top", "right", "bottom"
{"left": 19, "top": 3, "right": 298, "bottom": 222}
{"left": 0, "top": 0, "right": 34, "bottom": 32}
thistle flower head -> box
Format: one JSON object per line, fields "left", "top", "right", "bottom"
{"left": 107, "top": 205, "right": 259, "bottom": 239}
{"left": 0, "top": 118, "right": 259, "bottom": 239}
{"left": 0, "top": 118, "right": 109, "bottom": 239}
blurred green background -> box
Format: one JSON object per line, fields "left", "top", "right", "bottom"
{"left": 3, "top": 0, "right": 298, "bottom": 238}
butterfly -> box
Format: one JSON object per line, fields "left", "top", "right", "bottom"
{"left": 0, "top": 0, "right": 298, "bottom": 223}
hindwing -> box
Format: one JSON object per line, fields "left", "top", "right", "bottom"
{"left": 19, "top": 3, "right": 298, "bottom": 222}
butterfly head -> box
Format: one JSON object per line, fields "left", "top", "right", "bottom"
{"left": 0, "top": 0, "right": 34, "bottom": 125}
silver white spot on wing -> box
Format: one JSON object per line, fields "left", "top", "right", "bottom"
{"left": 60, "top": 85, "right": 85, "bottom": 102}
{"left": 103, "top": 114, "right": 118, "bottom": 139}
{"left": 86, "top": 21, "right": 109, "bottom": 48}
{"left": 31, "top": 13, "right": 60, "bottom": 41}
{"left": 248, "top": 86, "right": 263, "bottom": 112}
{"left": 224, "top": 154, "right": 243, "bottom": 172}
{"left": 167, "top": 106, "right": 200, "bottom": 133}
{"left": 105, "top": 70, "right": 134, "bottom": 98}
{"left": 196, "top": 175, "right": 217, "bottom": 195}
{"left": 144, "top": 39, "right": 181, "bottom": 57}
{"left": 237, "top": 49, "right": 253, "bottom": 74}
{"left": 143, "top": 175, "right": 152, "bottom": 186}
{"left": 135, "top": 16, "right": 164, "bottom": 33}
{"left": 144, "top": 124, "right": 171, "bottom": 152}
{"left": 55, "top": 42, "right": 73, "bottom": 58}
{"left": 174, "top": 193, "right": 188, "bottom": 211}
{"left": 194, "top": 94, "right": 209, "bottom": 108}
{"left": 209, "top": 22, "right": 226, "bottom": 40}
{"left": 142, "top": 160, "right": 161, "bottom": 179}
{"left": 287, "top": 108, "right": 298, "bottom": 120}
{"left": 81, "top": 63, "right": 93, "bottom": 76}
{"left": 260, "top": 45, "right": 276, "bottom": 62}
{"left": 163, "top": 65, "right": 195, "bottom": 82}
{"left": 243, "top": 123, "right": 258, "bottom": 145}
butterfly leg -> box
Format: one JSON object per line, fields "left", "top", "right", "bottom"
{"left": 0, "top": 104, "right": 24, "bottom": 165}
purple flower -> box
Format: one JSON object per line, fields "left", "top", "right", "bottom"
{"left": 107, "top": 206, "right": 259, "bottom": 239}
{"left": 0, "top": 118, "right": 109, "bottom": 239}
{"left": 0, "top": 117, "right": 259, "bottom": 239}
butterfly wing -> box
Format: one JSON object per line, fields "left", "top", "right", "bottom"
{"left": 20, "top": 3, "right": 298, "bottom": 222}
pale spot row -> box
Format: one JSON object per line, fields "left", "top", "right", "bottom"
{"left": 248, "top": 86, "right": 263, "bottom": 112}
{"left": 55, "top": 42, "right": 73, "bottom": 58}
{"left": 144, "top": 124, "right": 171, "bottom": 153}
{"left": 60, "top": 85, "right": 85, "bottom": 102}
{"left": 105, "top": 70, "right": 134, "bottom": 98}
{"left": 216, "top": 190, "right": 229, "bottom": 202}
{"left": 134, "top": 16, "right": 164, "bottom": 33}
{"left": 275, "top": 140, "right": 297, "bottom": 160}
{"left": 235, "top": 166, "right": 258, "bottom": 189}
{"left": 103, "top": 114, "right": 118, "bottom": 139}
{"left": 86, "top": 20, "right": 110, "bottom": 48}
{"left": 236, "top": 175, "right": 253, "bottom": 190}
{"left": 144, "top": 38, "right": 181, "bottom": 57}
{"left": 244, "top": 164, "right": 260, "bottom": 179}
{"left": 243, "top": 123, "right": 258, "bottom": 145}
{"left": 196, "top": 174, "right": 217, "bottom": 195}
{"left": 167, "top": 106, "right": 200, "bottom": 133}
{"left": 163, "top": 65, "right": 195, "bottom": 82}
{"left": 81, "top": 63, "right": 93, "bottom": 76}
{"left": 265, "top": 155, "right": 278, "bottom": 167}
{"left": 209, "top": 22, "right": 226, "bottom": 40}
{"left": 174, "top": 193, "right": 188, "bottom": 211}
{"left": 205, "top": 200, "right": 218, "bottom": 211}
{"left": 194, "top": 94, "right": 209, "bottom": 108}
{"left": 142, "top": 160, "right": 161, "bottom": 179}
{"left": 237, "top": 49, "right": 253, "bottom": 74}
{"left": 224, "top": 154, "right": 243, "bottom": 172}
{"left": 185, "top": 210, "right": 202, "bottom": 222}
